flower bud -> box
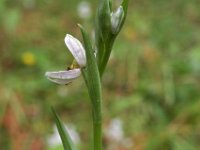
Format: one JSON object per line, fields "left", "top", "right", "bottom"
{"left": 111, "top": 6, "right": 124, "bottom": 34}
{"left": 97, "top": 0, "right": 111, "bottom": 38}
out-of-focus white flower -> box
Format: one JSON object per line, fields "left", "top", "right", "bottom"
{"left": 105, "top": 118, "right": 124, "bottom": 142}
{"left": 45, "top": 34, "right": 86, "bottom": 85}
{"left": 111, "top": 6, "right": 124, "bottom": 34}
{"left": 105, "top": 118, "right": 134, "bottom": 149}
{"left": 77, "top": 1, "right": 92, "bottom": 20}
{"left": 47, "top": 125, "right": 62, "bottom": 146}
{"left": 66, "top": 124, "right": 80, "bottom": 144}
{"left": 45, "top": 69, "right": 81, "bottom": 85}
{"left": 47, "top": 124, "right": 80, "bottom": 147}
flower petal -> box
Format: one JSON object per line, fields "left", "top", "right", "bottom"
{"left": 45, "top": 68, "right": 81, "bottom": 85}
{"left": 65, "top": 34, "right": 86, "bottom": 67}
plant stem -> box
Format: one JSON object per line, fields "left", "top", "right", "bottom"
{"left": 83, "top": 68, "right": 103, "bottom": 150}
{"left": 99, "top": 36, "right": 115, "bottom": 77}
{"left": 79, "top": 26, "right": 103, "bottom": 150}
{"left": 91, "top": 93, "right": 102, "bottom": 150}
{"left": 93, "top": 115, "right": 102, "bottom": 150}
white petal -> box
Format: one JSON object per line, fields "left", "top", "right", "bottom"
{"left": 65, "top": 34, "right": 86, "bottom": 67}
{"left": 45, "top": 68, "right": 81, "bottom": 85}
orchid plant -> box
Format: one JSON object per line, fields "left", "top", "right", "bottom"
{"left": 45, "top": 34, "right": 86, "bottom": 85}
{"left": 45, "top": 0, "right": 129, "bottom": 149}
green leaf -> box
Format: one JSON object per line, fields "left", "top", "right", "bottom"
{"left": 78, "top": 24, "right": 102, "bottom": 117}
{"left": 121, "top": 0, "right": 129, "bottom": 15}
{"left": 52, "top": 108, "right": 75, "bottom": 150}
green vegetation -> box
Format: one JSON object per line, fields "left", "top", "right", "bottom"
{"left": 0, "top": 0, "right": 200, "bottom": 149}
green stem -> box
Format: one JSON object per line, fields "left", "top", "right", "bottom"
{"left": 89, "top": 84, "right": 102, "bottom": 150}
{"left": 90, "top": 89, "right": 102, "bottom": 150}
{"left": 79, "top": 25, "right": 103, "bottom": 150}
{"left": 82, "top": 68, "right": 102, "bottom": 150}
{"left": 99, "top": 36, "right": 115, "bottom": 77}
{"left": 93, "top": 121, "right": 102, "bottom": 150}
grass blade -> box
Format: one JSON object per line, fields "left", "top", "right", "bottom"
{"left": 52, "top": 108, "right": 75, "bottom": 150}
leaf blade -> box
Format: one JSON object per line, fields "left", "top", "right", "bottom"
{"left": 52, "top": 108, "right": 75, "bottom": 150}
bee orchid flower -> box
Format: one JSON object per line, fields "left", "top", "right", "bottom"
{"left": 45, "top": 34, "right": 86, "bottom": 85}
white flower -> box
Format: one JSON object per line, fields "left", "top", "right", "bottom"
{"left": 64, "top": 34, "right": 86, "bottom": 67}
{"left": 105, "top": 118, "right": 124, "bottom": 142}
{"left": 47, "top": 125, "right": 62, "bottom": 147}
{"left": 111, "top": 6, "right": 124, "bottom": 34}
{"left": 45, "top": 34, "right": 86, "bottom": 85}
{"left": 47, "top": 124, "right": 80, "bottom": 147}
{"left": 77, "top": 1, "right": 91, "bottom": 20}
{"left": 45, "top": 69, "right": 81, "bottom": 85}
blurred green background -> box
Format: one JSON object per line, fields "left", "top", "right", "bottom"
{"left": 0, "top": 0, "right": 200, "bottom": 150}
